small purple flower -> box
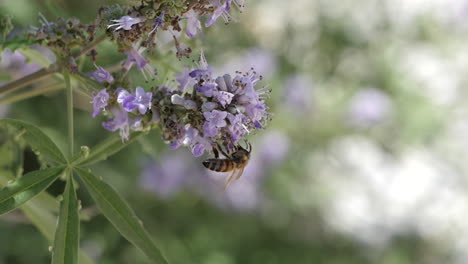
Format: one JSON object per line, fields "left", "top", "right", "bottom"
{"left": 203, "top": 110, "right": 228, "bottom": 137}
{"left": 171, "top": 94, "right": 198, "bottom": 110}
{"left": 245, "top": 103, "right": 267, "bottom": 126}
{"left": 184, "top": 100, "right": 197, "bottom": 110}
{"left": 116, "top": 88, "right": 133, "bottom": 110}
{"left": 215, "top": 91, "right": 234, "bottom": 107}
{"left": 190, "top": 68, "right": 212, "bottom": 82}
{"left": 215, "top": 76, "right": 228, "bottom": 91}
{"left": 189, "top": 52, "right": 212, "bottom": 82}
{"left": 174, "top": 66, "right": 194, "bottom": 92}
{"left": 91, "top": 89, "right": 109, "bottom": 118}
{"left": 89, "top": 66, "right": 114, "bottom": 84}
{"left": 171, "top": 94, "right": 185, "bottom": 105}
{"left": 102, "top": 107, "right": 130, "bottom": 141}
{"left": 182, "top": 125, "right": 198, "bottom": 145}
{"left": 181, "top": 126, "right": 212, "bottom": 157}
{"left": 108, "top": 15, "right": 144, "bottom": 31}
{"left": 202, "top": 102, "right": 218, "bottom": 112}
{"left": 121, "top": 87, "right": 153, "bottom": 114}
{"left": 191, "top": 136, "right": 212, "bottom": 157}
{"left": 227, "top": 113, "right": 248, "bottom": 142}
{"left": 197, "top": 82, "right": 217, "bottom": 97}
{"left": 206, "top": 0, "right": 232, "bottom": 27}
{"left": 149, "top": 13, "right": 165, "bottom": 34}
{"left": 123, "top": 48, "right": 155, "bottom": 81}
{"left": 184, "top": 10, "right": 202, "bottom": 38}
{"left": 134, "top": 86, "right": 153, "bottom": 114}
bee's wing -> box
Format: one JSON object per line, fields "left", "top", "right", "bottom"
{"left": 224, "top": 169, "right": 238, "bottom": 190}
{"left": 235, "top": 167, "right": 245, "bottom": 180}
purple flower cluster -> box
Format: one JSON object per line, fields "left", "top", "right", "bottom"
{"left": 92, "top": 86, "right": 152, "bottom": 141}
{"left": 103, "top": 0, "right": 245, "bottom": 42}
{"left": 157, "top": 54, "right": 270, "bottom": 157}
{"left": 90, "top": 52, "right": 270, "bottom": 156}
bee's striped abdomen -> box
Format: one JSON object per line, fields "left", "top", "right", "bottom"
{"left": 203, "top": 159, "right": 235, "bottom": 172}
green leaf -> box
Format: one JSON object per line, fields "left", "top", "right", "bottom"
{"left": 75, "top": 168, "right": 168, "bottom": 264}
{"left": 21, "top": 200, "right": 95, "bottom": 264}
{"left": 0, "top": 134, "right": 24, "bottom": 178}
{"left": 0, "top": 166, "right": 65, "bottom": 215}
{"left": 0, "top": 37, "right": 40, "bottom": 51}
{"left": 0, "top": 119, "right": 67, "bottom": 165}
{"left": 71, "top": 131, "right": 144, "bottom": 166}
{"left": 52, "top": 171, "right": 80, "bottom": 264}
{"left": 0, "top": 165, "right": 94, "bottom": 264}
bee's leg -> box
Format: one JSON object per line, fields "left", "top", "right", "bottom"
{"left": 213, "top": 147, "right": 220, "bottom": 159}
{"left": 224, "top": 169, "right": 237, "bottom": 190}
{"left": 216, "top": 142, "right": 232, "bottom": 159}
{"left": 235, "top": 167, "right": 245, "bottom": 180}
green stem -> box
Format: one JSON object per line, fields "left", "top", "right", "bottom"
{"left": 64, "top": 71, "right": 74, "bottom": 158}
{"left": 0, "top": 83, "right": 63, "bottom": 105}
{"left": 0, "top": 66, "right": 58, "bottom": 96}
{"left": 72, "top": 34, "right": 107, "bottom": 58}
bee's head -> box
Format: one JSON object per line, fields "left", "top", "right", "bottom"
{"left": 236, "top": 140, "right": 252, "bottom": 157}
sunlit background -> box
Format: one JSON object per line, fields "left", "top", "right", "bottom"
{"left": 1, "top": 0, "right": 468, "bottom": 263}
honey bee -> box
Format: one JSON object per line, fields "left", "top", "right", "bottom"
{"left": 203, "top": 142, "right": 252, "bottom": 189}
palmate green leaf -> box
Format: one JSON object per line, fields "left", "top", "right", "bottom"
{"left": 71, "top": 131, "right": 144, "bottom": 166}
{"left": 0, "top": 119, "right": 67, "bottom": 165}
{"left": 75, "top": 168, "right": 168, "bottom": 264}
{"left": 4, "top": 176, "right": 94, "bottom": 264}
{"left": 21, "top": 200, "right": 95, "bottom": 264}
{"left": 0, "top": 166, "right": 65, "bottom": 215}
{"left": 52, "top": 172, "right": 80, "bottom": 264}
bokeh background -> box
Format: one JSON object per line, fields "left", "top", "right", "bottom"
{"left": 1, "top": 0, "right": 468, "bottom": 263}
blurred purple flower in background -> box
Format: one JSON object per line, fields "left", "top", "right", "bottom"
{"left": 140, "top": 150, "right": 199, "bottom": 198}
{"left": 139, "top": 130, "right": 290, "bottom": 211}
{"left": 0, "top": 49, "right": 41, "bottom": 80}
{"left": 0, "top": 47, "right": 56, "bottom": 117}
{"left": 283, "top": 73, "right": 314, "bottom": 114}
{"left": 347, "top": 88, "right": 393, "bottom": 127}
{"left": 258, "top": 131, "right": 290, "bottom": 165}
{"left": 217, "top": 48, "right": 277, "bottom": 78}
